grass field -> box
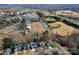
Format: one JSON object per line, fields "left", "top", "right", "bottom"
{"left": 43, "top": 18, "right": 57, "bottom": 23}
{"left": 32, "top": 22, "right": 45, "bottom": 33}
{"left": 48, "top": 22, "right": 79, "bottom": 36}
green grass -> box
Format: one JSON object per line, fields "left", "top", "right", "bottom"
{"left": 18, "top": 50, "right": 24, "bottom": 55}
{"left": 51, "top": 45, "right": 56, "bottom": 48}
{"left": 49, "top": 24, "right": 62, "bottom": 30}
{"left": 0, "top": 32, "right": 5, "bottom": 35}
{"left": 0, "top": 32, "right": 8, "bottom": 38}
{"left": 43, "top": 18, "right": 57, "bottom": 23}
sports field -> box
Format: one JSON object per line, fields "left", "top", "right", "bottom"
{"left": 43, "top": 18, "right": 57, "bottom": 22}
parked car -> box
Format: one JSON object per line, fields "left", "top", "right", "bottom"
{"left": 31, "top": 43, "right": 37, "bottom": 49}
{"left": 36, "top": 42, "right": 41, "bottom": 47}
{"left": 3, "top": 48, "right": 11, "bottom": 55}
{"left": 14, "top": 44, "right": 21, "bottom": 54}
{"left": 24, "top": 43, "right": 30, "bottom": 50}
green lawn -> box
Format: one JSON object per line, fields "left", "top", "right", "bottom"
{"left": 0, "top": 32, "right": 8, "bottom": 38}
{"left": 43, "top": 18, "right": 57, "bottom": 23}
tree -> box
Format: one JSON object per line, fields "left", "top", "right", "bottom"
{"left": 42, "top": 30, "right": 49, "bottom": 36}
{"left": 37, "top": 12, "right": 43, "bottom": 17}
{"left": 3, "top": 38, "right": 13, "bottom": 49}
{"left": 52, "top": 50, "right": 58, "bottom": 55}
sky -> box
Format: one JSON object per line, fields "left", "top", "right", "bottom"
{"left": 0, "top": 4, "right": 79, "bottom": 8}
{"left": 0, "top": 0, "right": 79, "bottom": 4}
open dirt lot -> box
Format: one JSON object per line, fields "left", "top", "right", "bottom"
{"left": 32, "top": 22, "right": 45, "bottom": 33}
{"left": 48, "top": 22, "right": 79, "bottom": 36}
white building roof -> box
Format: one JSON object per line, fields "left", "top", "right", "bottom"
{"left": 23, "top": 13, "right": 39, "bottom": 19}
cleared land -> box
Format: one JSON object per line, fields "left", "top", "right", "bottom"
{"left": 48, "top": 22, "right": 79, "bottom": 36}
{"left": 32, "top": 22, "right": 45, "bottom": 33}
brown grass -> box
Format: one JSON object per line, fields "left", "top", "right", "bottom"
{"left": 32, "top": 22, "right": 45, "bottom": 33}
{"left": 48, "top": 22, "right": 79, "bottom": 36}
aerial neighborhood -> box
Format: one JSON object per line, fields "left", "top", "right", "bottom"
{"left": 0, "top": 4, "right": 79, "bottom": 55}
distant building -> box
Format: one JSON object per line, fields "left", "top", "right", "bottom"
{"left": 56, "top": 10, "right": 74, "bottom": 15}
{"left": 26, "top": 23, "right": 32, "bottom": 31}
{"left": 22, "top": 13, "right": 39, "bottom": 22}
